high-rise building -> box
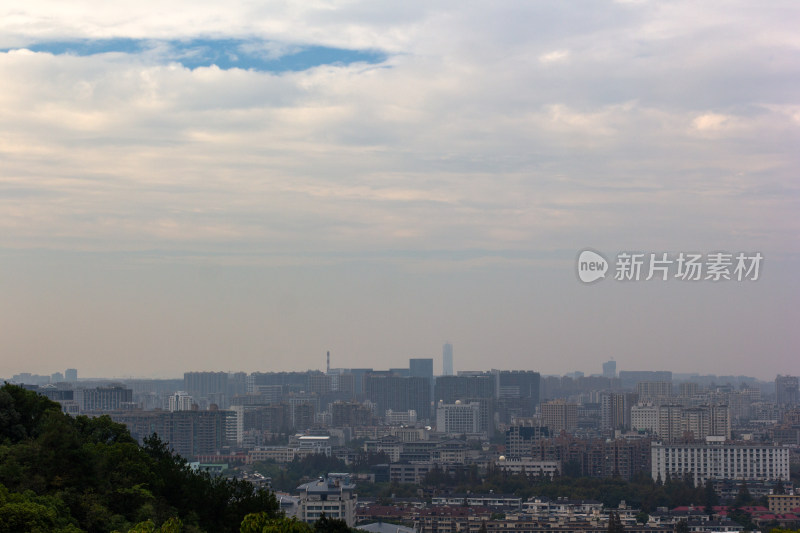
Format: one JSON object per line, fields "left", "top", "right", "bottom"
{"left": 184, "top": 371, "right": 229, "bottom": 408}
{"left": 364, "top": 374, "right": 431, "bottom": 420}
{"left": 65, "top": 368, "right": 78, "bottom": 382}
{"left": 112, "top": 410, "right": 234, "bottom": 459}
{"left": 619, "top": 370, "right": 672, "bottom": 389}
{"left": 496, "top": 370, "right": 541, "bottom": 422}
{"left": 442, "top": 343, "right": 453, "bottom": 376}
{"left": 331, "top": 401, "right": 374, "bottom": 427}
{"left": 505, "top": 425, "right": 549, "bottom": 458}
{"left": 601, "top": 392, "right": 630, "bottom": 431}
{"left": 307, "top": 373, "right": 332, "bottom": 396}
{"left": 540, "top": 400, "right": 577, "bottom": 433}
{"left": 637, "top": 381, "right": 673, "bottom": 403}
{"left": 678, "top": 382, "right": 700, "bottom": 397}
{"left": 410, "top": 358, "right": 435, "bottom": 398}
{"left": 602, "top": 360, "right": 616, "bottom": 379}
{"left": 436, "top": 401, "right": 482, "bottom": 435}
{"left": 410, "top": 358, "right": 434, "bottom": 379}
{"left": 651, "top": 439, "right": 790, "bottom": 485}
{"left": 776, "top": 375, "right": 799, "bottom": 406}
{"left": 434, "top": 374, "right": 494, "bottom": 404}
{"left": 168, "top": 391, "right": 194, "bottom": 412}
{"left": 77, "top": 386, "right": 134, "bottom": 412}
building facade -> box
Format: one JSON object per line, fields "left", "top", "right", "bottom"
{"left": 651, "top": 438, "right": 790, "bottom": 485}
{"left": 296, "top": 474, "right": 357, "bottom": 526}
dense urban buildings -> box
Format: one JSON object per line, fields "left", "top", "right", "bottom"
{"left": 7, "top": 364, "right": 800, "bottom": 514}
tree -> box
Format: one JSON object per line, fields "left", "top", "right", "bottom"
{"left": 240, "top": 514, "right": 313, "bottom": 533}
{"left": 0, "top": 384, "right": 281, "bottom": 533}
{"left": 704, "top": 481, "right": 719, "bottom": 515}
{"left": 733, "top": 480, "right": 752, "bottom": 509}
{"left": 607, "top": 511, "right": 625, "bottom": 533}
{"left": 314, "top": 513, "right": 351, "bottom": 533}
{"left": 674, "top": 519, "right": 689, "bottom": 533}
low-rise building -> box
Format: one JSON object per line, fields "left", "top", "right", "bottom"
{"left": 297, "top": 474, "right": 357, "bottom": 527}
{"left": 768, "top": 494, "right": 800, "bottom": 514}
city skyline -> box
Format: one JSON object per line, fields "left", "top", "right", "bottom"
{"left": 5, "top": 361, "right": 796, "bottom": 384}
{"left": 1, "top": 2, "right": 798, "bottom": 379}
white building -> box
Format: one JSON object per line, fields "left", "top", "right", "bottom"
{"left": 385, "top": 409, "right": 417, "bottom": 426}
{"left": 436, "top": 400, "right": 481, "bottom": 435}
{"left": 297, "top": 474, "right": 357, "bottom": 527}
{"left": 495, "top": 457, "right": 560, "bottom": 479}
{"left": 632, "top": 404, "right": 730, "bottom": 441}
{"left": 168, "top": 391, "right": 194, "bottom": 412}
{"left": 651, "top": 437, "right": 790, "bottom": 485}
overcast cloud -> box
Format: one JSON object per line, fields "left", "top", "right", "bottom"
{"left": 0, "top": 1, "right": 798, "bottom": 379}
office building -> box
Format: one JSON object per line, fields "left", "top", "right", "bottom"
{"left": 364, "top": 374, "right": 431, "bottom": 420}
{"left": 436, "top": 401, "right": 482, "bottom": 436}
{"left": 434, "top": 374, "right": 494, "bottom": 404}
{"left": 410, "top": 358, "right": 434, "bottom": 397}
{"left": 442, "top": 343, "right": 453, "bottom": 376}
{"left": 651, "top": 438, "right": 790, "bottom": 485}
{"left": 603, "top": 360, "right": 617, "bottom": 379}
{"left": 494, "top": 370, "right": 540, "bottom": 423}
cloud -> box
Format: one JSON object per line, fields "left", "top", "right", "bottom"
{"left": 0, "top": 0, "right": 798, "bottom": 261}
{"left": 539, "top": 49, "right": 570, "bottom": 64}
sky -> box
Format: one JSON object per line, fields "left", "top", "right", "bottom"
{"left": 0, "top": 1, "right": 798, "bottom": 380}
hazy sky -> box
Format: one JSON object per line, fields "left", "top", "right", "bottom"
{"left": 1, "top": 1, "right": 798, "bottom": 380}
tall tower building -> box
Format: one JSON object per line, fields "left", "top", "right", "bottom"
{"left": 602, "top": 360, "right": 616, "bottom": 379}
{"left": 442, "top": 343, "right": 453, "bottom": 376}
{"left": 776, "top": 375, "right": 799, "bottom": 406}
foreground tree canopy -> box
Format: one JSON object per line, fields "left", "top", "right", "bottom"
{"left": 0, "top": 383, "right": 279, "bottom": 532}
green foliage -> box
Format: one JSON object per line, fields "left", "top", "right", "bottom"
{"left": 729, "top": 508, "right": 755, "bottom": 531}
{"left": 313, "top": 514, "right": 351, "bottom": 533}
{"left": 0, "top": 383, "right": 280, "bottom": 533}
{"left": 240, "top": 514, "right": 313, "bottom": 533}
{"left": 255, "top": 455, "right": 349, "bottom": 492}
{"left": 117, "top": 517, "right": 183, "bottom": 533}
{"left": 733, "top": 480, "right": 753, "bottom": 509}
{"left": 607, "top": 511, "right": 624, "bottom": 533}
